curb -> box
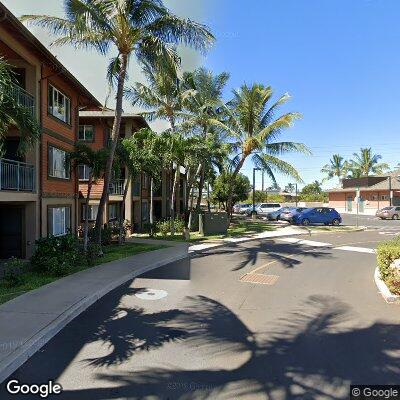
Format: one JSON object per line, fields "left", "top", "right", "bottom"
{"left": 0, "top": 245, "right": 188, "bottom": 383}
{"left": 374, "top": 267, "right": 400, "bottom": 304}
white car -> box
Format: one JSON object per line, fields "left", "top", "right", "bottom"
{"left": 248, "top": 203, "right": 282, "bottom": 216}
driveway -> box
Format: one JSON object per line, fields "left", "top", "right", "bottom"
{"left": 1, "top": 230, "right": 399, "bottom": 400}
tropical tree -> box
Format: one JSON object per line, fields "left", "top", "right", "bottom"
{"left": 71, "top": 143, "right": 109, "bottom": 252}
{"left": 127, "top": 64, "right": 191, "bottom": 227}
{"left": 22, "top": 0, "right": 214, "bottom": 244}
{"left": 321, "top": 154, "right": 348, "bottom": 184}
{"left": 122, "top": 128, "right": 164, "bottom": 234}
{"left": 348, "top": 148, "right": 389, "bottom": 177}
{"left": 180, "top": 68, "right": 230, "bottom": 209}
{"left": 211, "top": 172, "right": 251, "bottom": 211}
{"left": 0, "top": 57, "right": 40, "bottom": 155}
{"left": 213, "top": 83, "right": 309, "bottom": 215}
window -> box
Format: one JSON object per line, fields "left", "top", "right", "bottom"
{"left": 381, "top": 195, "right": 389, "bottom": 201}
{"left": 82, "top": 204, "right": 99, "bottom": 221}
{"left": 48, "top": 206, "right": 71, "bottom": 236}
{"left": 48, "top": 146, "right": 70, "bottom": 179}
{"left": 48, "top": 84, "right": 71, "bottom": 124}
{"left": 78, "top": 164, "right": 91, "bottom": 181}
{"left": 109, "top": 203, "right": 119, "bottom": 221}
{"left": 78, "top": 125, "right": 94, "bottom": 141}
{"left": 371, "top": 195, "right": 378, "bottom": 201}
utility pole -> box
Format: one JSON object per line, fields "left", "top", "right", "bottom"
{"left": 252, "top": 168, "right": 260, "bottom": 219}
{"left": 389, "top": 175, "right": 393, "bottom": 207}
{"left": 262, "top": 170, "right": 264, "bottom": 192}
{"left": 295, "top": 183, "right": 298, "bottom": 207}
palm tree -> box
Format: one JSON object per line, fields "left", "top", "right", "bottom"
{"left": 22, "top": 0, "right": 214, "bottom": 244}
{"left": 180, "top": 68, "right": 229, "bottom": 209}
{"left": 127, "top": 63, "right": 192, "bottom": 225}
{"left": 213, "top": 83, "right": 309, "bottom": 214}
{"left": 348, "top": 148, "right": 389, "bottom": 177}
{"left": 71, "top": 143, "right": 109, "bottom": 252}
{"left": 0, "top": 57, "right": 40, "bottom": 154}
{"left": 321, "top": 154, "right": 348, "bottom": 185}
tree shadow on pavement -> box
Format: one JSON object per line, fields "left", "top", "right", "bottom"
{"left": 191, "top": 240, "right": 333, "bottom": 271}
{"left": 57, "top": 294, "right": 400, "bottom": 400}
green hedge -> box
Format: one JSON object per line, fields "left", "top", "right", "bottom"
{"left": 377, "top": 237, "right": 400, "bottom": 280}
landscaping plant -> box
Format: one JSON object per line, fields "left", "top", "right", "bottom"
{"left": 2, "top": 257, "right": 25, "bottom": 288}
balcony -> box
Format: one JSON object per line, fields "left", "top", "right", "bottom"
{"left": 9, "top": 83, "right": 36, "bottom": 118}
{"left": 0, "top": 158, "right": 36, "bottom": 192}
{"left": 109, "top": 179, "right": 125, "bottom": 195}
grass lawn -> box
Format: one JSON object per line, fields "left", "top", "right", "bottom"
{"left": 135, "top": 219, "right": 277, "bottom": 243}
{"left": 95, "top": 242, "right": 166, "bottom": 265}
{"left": 0, "top": 242, "right": 166, "bottom": 306}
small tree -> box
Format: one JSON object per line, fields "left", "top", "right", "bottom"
{"left": 212, "top": 172, "right": 251, "bottom": 212}
{"left": 71, "top": 143, "right": 109, "bottom": 252}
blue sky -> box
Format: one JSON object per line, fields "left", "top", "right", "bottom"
{"left": 4, "top": 0, "right": 400, "bottom": 190}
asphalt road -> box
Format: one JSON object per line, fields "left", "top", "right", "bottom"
{"left": 1, "top": 230, "right": 399, "bottom": 400}
{"left": 341, "top": 212, "right": 400, "bottom": 230}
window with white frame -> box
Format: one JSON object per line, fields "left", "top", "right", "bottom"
{"left": 48, "top": 84, "right": 71, "bottom": 124}
{"left": 78, "top": 164, "right": 91, "bottom": 181}
{"left": 109, "top": 203, "right": 119, "bottom": 221}
{"left": 381, "top": 194, "right": 389, "bottom": 200}
{"left": 82, "top": 204, "right": 99, "bottom": 221}
{"left": 48, "top": 146, "right": 70, "bottom": 179}
{"left": 48, "top": 206, "right": 71, "bottom": 236}
{"left": 78, "top": 125, "right": 94, "bottom": 141}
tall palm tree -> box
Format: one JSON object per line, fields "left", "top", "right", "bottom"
{"left": 71, "top": 143, "right": 109, "bottom": 252}
{"left": 348, "top": 148, "right": 389, "bottom": 177}
{"left": 213, "top": 83, "right": 309, "bottom": 214}
{"left": 22, "top": 0, "right": 214, "bottom": 244}
{"left": 180, "top": 68, "right": 230, "bottom": 209}
{"left": 321, "top": 154, "right": 348, "bottom": 185}
{"left": 0, "top": 57, "right": 40, "bottom": 154}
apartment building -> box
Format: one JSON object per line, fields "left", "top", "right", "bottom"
{"left": 77, "top": 108, "right": 186, "bottom": 233}
{"left": 0, "top": 2, "right": 100, "bottom": 258}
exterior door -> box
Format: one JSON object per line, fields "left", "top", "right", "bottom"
{"left": 346, "top": 197, "right": 353, "bottom": 212}
{"left": 359, "top": 197, "right": 365, "bottom": 213}
{"left": 0, "top": 206, "right": 23, "bottom": 259}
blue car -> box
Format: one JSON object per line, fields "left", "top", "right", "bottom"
{"left": 292, "top": 207, "right": 342, "bottom": 226}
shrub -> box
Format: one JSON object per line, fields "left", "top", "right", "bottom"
{"left": 156, "top": 220, "right": 171, "bottom": 238}
{"left": 2, "top": 257, "right": 25, "bottom": 287}
{"left": 86, "top": 243, "right": 102, "bottom": 266}
{"left": 31, "top": 234, "right": 82, "bottom": 276}
{"left": 173, "top": 217, "right": 185, "bottom": 234}
{"left": 377, "top": 237, "right": 400, "bottom": 279}
{"left": 143, "top": 222, "right": 158, "bottom": 237}
{"left": 386, "top": 269, "right": 400, "bottom": 296}
{"left": 89, "top": 225, "right": 113, "bottom": 245}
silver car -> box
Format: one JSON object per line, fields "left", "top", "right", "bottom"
{"left": 376, "top": 206, "right": 400, "bottom": 220}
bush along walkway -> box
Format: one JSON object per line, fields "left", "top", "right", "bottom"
{"left": 375, "top": 236, "right": 400, "bottom": 303}
{"left": 0, "top": 239, "right": 188, "bottom": 383}
{"left": 0, "top": 236, "right": 165, "bottom": 306}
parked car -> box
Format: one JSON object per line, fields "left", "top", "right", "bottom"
{"left": 280, "top": 207, "right": 307, "bottom": 223}
{"left": 267, "top": 207, "right": 292, "bottom": 221}
{"left": 292, "top": 207, "right": 342, "bottom": 226}
{"left": 376, "top": 206, "right": 400, "bottom": 220}
{"left": 234, "top": 203, "right": 252, "bottom": 214}
{"left": 247, "top": 203, "right": 281, "bottom": 216}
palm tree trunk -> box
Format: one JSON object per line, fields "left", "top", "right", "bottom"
{"left": 227, "top": 156, "right": 247, "bottom": 218}
{"left": 170, "top": 167, "right": 179, "bottom": 235}
{"left": 94, "top": 53, "right": 128, "bottom": 245}
{"left": 150, "top": 177, "right": 154, "bottom": 226}
{"left": 118, "top": 172, "right": 130, "bottom": 245}
{"left": 83, "top": 175, "right": 93, "bottom": 253}
{"left": 195, "top": 165, "right": 205, "bottom": 210}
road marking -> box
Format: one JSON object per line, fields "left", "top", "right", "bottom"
{"left": 278, "top": 238, "right": 332, "bottom": 247}
{"left": 333, "top": 246, "right": 376, "bottom": 254}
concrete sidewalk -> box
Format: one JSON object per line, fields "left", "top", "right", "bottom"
{"left": 0, "top": 241, "right": 188, "bottom": 383}
{"left": 189, "top": 225, "right": 308, "bottom": 252}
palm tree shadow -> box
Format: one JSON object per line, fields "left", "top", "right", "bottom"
{"left": 60, "top": 294, "right": 400, "bottom": 400}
